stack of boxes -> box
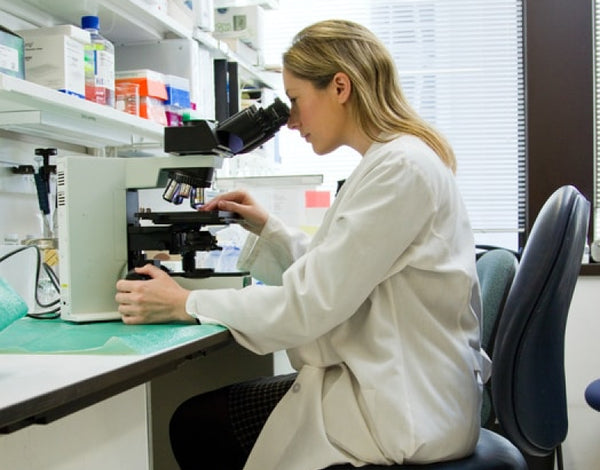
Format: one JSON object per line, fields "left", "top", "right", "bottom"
{"left": 116, "top": 70, "right": 169, "bottom": 125}
{"left": 115, "top": 70, "right": 192, "bottom": 126}
{"left": 164, "top": 74, "right": 191, "bottom": 126}
{"left": 18, "top": 25, "right": 91, "bottom": 99}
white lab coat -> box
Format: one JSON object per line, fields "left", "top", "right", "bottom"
{"left": 187, "top": 135, "right": 487, "bottom": 469}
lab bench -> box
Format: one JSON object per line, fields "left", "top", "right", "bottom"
{"left": 0, "top": 320, "right": 272, "bottom": 470}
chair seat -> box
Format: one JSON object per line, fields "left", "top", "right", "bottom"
{"left": 325, "top": 429, "right": 526, "bottom": 469}
{"left": 585, "top": 378, "right": 600, "bottom": 411}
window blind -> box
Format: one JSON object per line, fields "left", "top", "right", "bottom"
{"left": 261, "top": 0, "right": 525, "bottom": 249}
{"left": 594, "top": 0, "right": 600, "bottom": 241}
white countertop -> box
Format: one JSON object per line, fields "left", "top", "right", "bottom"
{"left": 0, "top": 328, "right": 231, "bottom": 433}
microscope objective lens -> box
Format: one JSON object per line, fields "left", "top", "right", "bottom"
{"left": 178, "top": 183, "right": 192, "bottom": 198}
{"left": 191, "top": 187, "right": 204, "bottom": 209}
{"left": 162, "top": 179, "right": 179, "bottom": 202}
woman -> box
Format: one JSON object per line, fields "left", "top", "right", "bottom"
{"left": 116, "top": 19, "right": 488, "bottom": 470}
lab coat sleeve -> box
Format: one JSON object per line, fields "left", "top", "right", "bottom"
{"left": 236, "top": 215, "right": 311, "bottom": 286}
{"left": 186, "top": 153, "right": 440, "bottom": 355}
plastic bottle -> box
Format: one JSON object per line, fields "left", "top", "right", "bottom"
{"left": 81, "top": 15, "right": 115, "bottom": 107}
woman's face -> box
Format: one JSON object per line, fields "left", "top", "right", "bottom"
{"left": 283, "top": 68, "right": 349, "bottom": 155}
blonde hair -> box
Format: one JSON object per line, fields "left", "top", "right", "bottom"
{"left": 283, "top": 19, "right": 456, "bottom": 172}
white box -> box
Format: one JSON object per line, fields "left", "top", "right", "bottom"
{"left": 168, "top": 0, "right": 195, "bottom": 29}
{"left": 192, "top": 0, "right": 215, "bottom": 31}
{"left": 213, "top": 6, "right": 264, "bottom": 50}
{"left": 18, "top": 25, "right": 90, "bottom": 44}
{"left": 19, "top": 25, "right": 90, "bottom": 99}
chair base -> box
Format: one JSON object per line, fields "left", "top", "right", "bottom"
{"left": 585, "top": 378, "right": 600, "bottom": 411}
{"left": 325, "top": 429, "right": 527, "bottom": 469}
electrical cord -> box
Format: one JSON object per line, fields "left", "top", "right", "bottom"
{"left": 0, "top": 244, "right": 61, "bottom": 319}
{"left": 36, "top": 261, "right": 60, "bottom": 307}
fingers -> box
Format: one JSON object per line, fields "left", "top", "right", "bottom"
{"left": 203, "top": 190, "right": 257, "bottom": 213}
{"left": 115, "top": 268, "right": 193, "bottom": 325}
{"left": 118, "top": 305, "right": 141, "bottom": 323}
{"left": 120, "top": 308, "right": 155, "bottom": 325}
{"left": 116, "top": 288, "right": 158, "bottom": 324}
{"left": 201, "top": 190, "right": 247, "bottom": 211}
{"left": 121, "top": 315, "right": 142, "bottom": 325}
{"left": 200, "top": 190, "right": 267, "bottom": 235}
{"left": 200, "top": 198, "right": 218, "bottom": 211}
{"left": 136, "top": 263, "right": 166, "bottom": 278}
{"left": 216, "top": 199, "right": 246, "bottom": 215}
{"left": 116, "top": 265, "right": 160, "bottom": 292}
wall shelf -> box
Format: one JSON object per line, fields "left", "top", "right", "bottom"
{"left": 2, "top": 0, "right": 278, "bottom": 89}
{"left": 214, "top": 0, "right": 280, "bottom": 10}
{"left": 0, "top": 0, "right": 279, "bottom": 150}
{"left": 0, "top": 0, "right": 192, "bottom": 43}
{"left": 0, "top": 73, "right": 164, "bottom": 149}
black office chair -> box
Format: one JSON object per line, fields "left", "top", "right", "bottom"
{"left": 325, "top": 185, "right": 589, "bottom": 470}
{"left": 585, "top": 378, "right": 600, "bottom": 411}
{"left": 475, "top": 248, "right": 519, "bottom": 428}
{"left": 491, "top": 185, "right": 589, "bottom": 469}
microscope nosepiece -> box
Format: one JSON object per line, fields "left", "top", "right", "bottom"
{"left": 163, "top": 170, "right": 212, "bottom": 208}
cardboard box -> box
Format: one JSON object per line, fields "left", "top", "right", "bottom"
{"left": 18, "top": 25, "right": 91, "bottom": 98}
{"left": 213, "top": 6, "right": 264, "bottom": 50}
{"left": 0, "top": 26, "right": 25, "bottom": 79}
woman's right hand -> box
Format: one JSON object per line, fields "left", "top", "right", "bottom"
{"left": 201, "top": 189, "right": 269, "bottom": 235}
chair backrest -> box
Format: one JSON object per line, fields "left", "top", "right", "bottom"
{"left": 491, "top": 185, "right": 590, "bottom": 458}
{"left": 476, "top": 248, "right": 519, "bottom": 427}
{"left": 477, "top": 249, "right": 520, "bottom": 354}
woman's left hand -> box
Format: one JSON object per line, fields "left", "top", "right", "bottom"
{"left": 115, "top": 264, "right": 194, "bottom": 325}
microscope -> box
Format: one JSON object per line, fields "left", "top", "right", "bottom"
{"left": 57, "top": 98, "right": 289, "bottom": 322}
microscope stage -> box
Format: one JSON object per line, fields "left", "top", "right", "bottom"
{"left": 136, "top": 210, "right": 240, "bottom": 225}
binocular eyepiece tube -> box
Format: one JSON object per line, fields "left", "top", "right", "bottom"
{"left": 161, "top": 98, "right": 290, "bottom": 208}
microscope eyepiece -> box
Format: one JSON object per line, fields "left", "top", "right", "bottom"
{"left": 216, "top": 97, "right": 290, "bottom": 154}
{"left": 259, "top": 97, "right": 291, "bottom": 130}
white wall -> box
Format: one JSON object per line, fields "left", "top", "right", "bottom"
{"left": 563, "top": 276, "right": 600, "bottom": 468}
{"left": 0, "top": 131, "right": 87, "bottom": 244}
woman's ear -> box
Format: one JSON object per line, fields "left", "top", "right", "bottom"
{"left": 332, "top": 72, "right": 351, "bottom": 103}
